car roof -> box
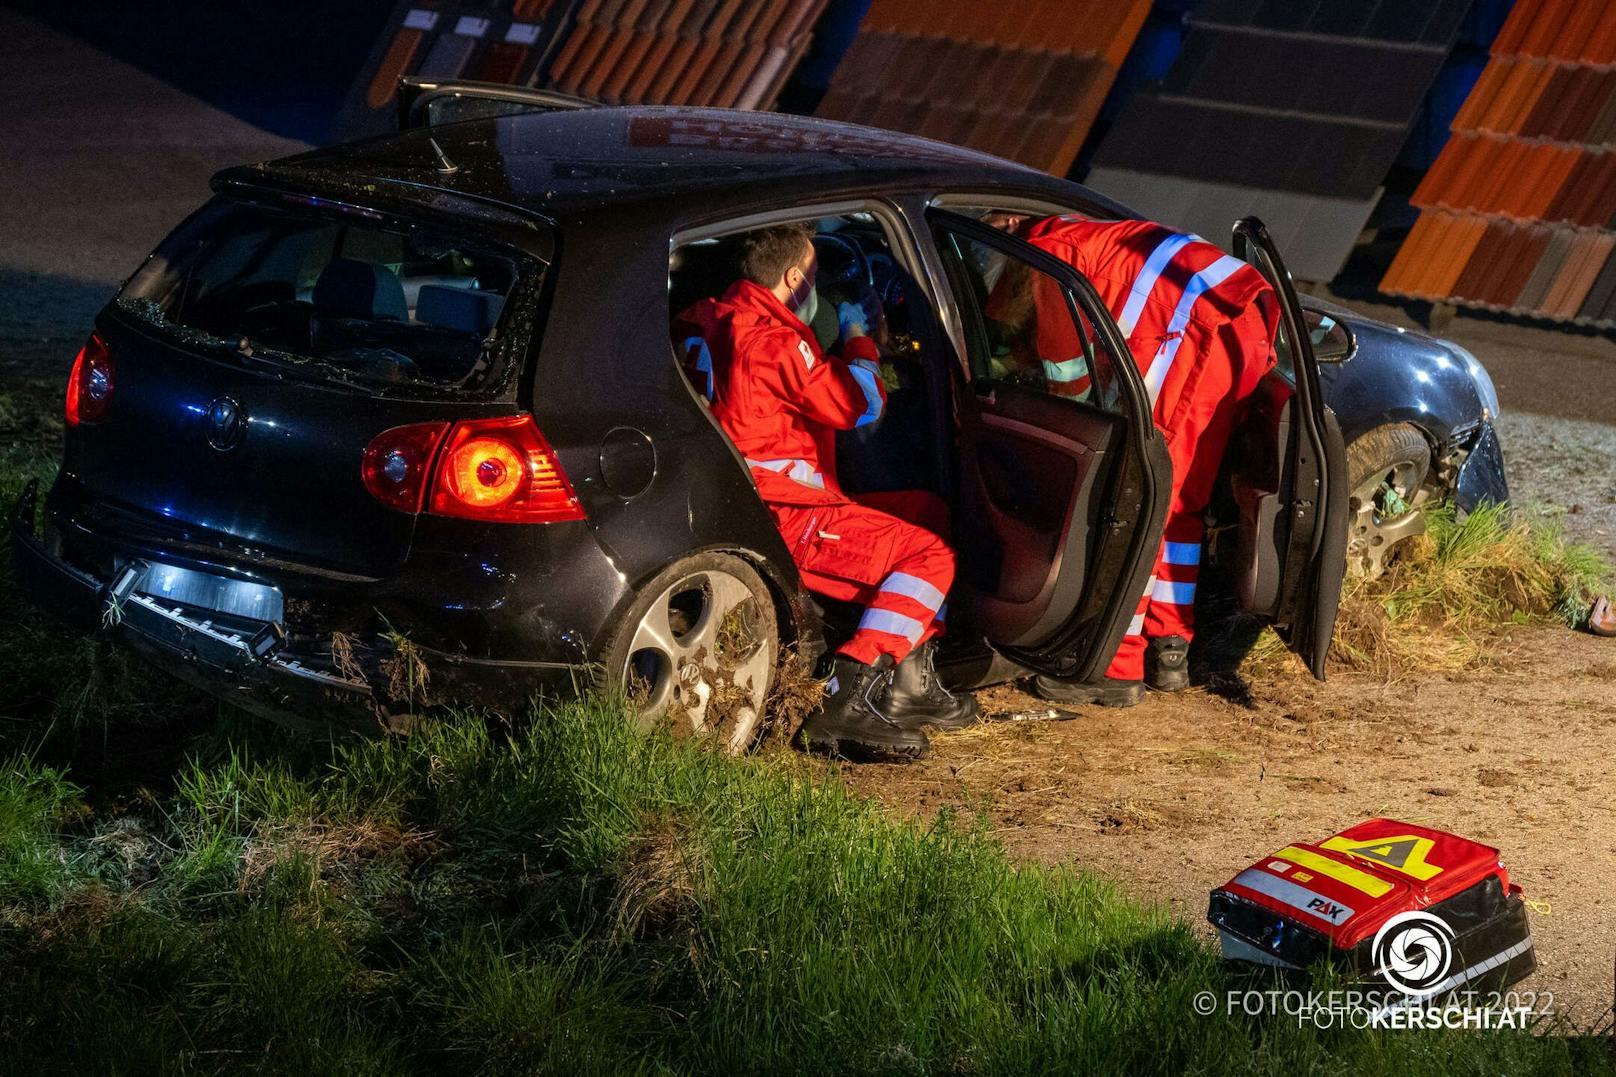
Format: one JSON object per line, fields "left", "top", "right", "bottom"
{"left": 216, "top": 106, "right": 1124, "bottom": 226}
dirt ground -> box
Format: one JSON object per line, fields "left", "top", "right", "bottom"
{"left": 837, "top": 626, "right": 1616, "bottom": 1021}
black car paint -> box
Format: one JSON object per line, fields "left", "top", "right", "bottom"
{"left": 1315, "top": 306, "right": 1484, "bottom": 446}
{"left": 1308, "top": 297, "right": 1509, "bottom": 510}
{"left": 10, "top": 105, "right": 1498, "bottom": 720}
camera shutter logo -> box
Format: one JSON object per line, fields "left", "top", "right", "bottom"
{"left": 1372, "top": 910, "right": 1456, "bottom": 998}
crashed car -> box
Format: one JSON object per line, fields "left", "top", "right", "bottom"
{"left": 1307, "top": 299, "right": 1505, "bottom": 579}
{"left": 9, "top": 83, "right": 1504, "bottom": 742}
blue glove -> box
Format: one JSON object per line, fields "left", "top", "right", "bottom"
{"left": 837, "top": 301, "right": 867, "bottom": 340}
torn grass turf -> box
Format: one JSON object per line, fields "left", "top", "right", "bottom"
{"left": 1245, "top": 501, "right": 1616, "bottom": 677}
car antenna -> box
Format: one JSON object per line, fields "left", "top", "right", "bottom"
{"left": 428, "top": 137, "right": 459, "bottom": 175}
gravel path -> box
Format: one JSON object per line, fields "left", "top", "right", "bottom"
{"left": 1498, "top": 412, "right": 1616, "bottom": 566}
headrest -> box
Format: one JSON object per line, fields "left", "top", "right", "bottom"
{"left": 313, "top": 259, "right": 407, "bottom": 322}
{"left": 415, "top": 285, "right": 506, "bottom": 337}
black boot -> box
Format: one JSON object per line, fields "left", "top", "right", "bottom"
{"left": 1146, "top": 635, "right": 1190, "bottom": 691}
{"left": 1032, "top": 673, "right": 1144, "bottom": 708}
{"left": 883, "top": 642, "right": 981, "bottom": 731}
{"left": 796, "top": 654, "right": 931, "bottom": 762}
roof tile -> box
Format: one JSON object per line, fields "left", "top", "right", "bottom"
{"left": 1574, "top": 240, "right": 1616, "bottom": 320}
{"left": 1492, "top": 224, "right": 1553, "bottom": 308}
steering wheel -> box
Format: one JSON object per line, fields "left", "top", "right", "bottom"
{"left": 812, "top": 232, "right": 870, "bottom": 289}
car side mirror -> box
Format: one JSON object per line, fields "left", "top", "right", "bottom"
{"left": 1307, "top": 311, "right": 1353, "bottom": 363}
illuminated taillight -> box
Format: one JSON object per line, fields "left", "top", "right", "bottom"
{"left": 428, "top": 416, "right": 584, "bottom": 523}
{"left": 361, "top": 421, "right": 450, "bottom": 513}
{"left": 361, "top": 415, "right": 584, "bottom": 523}
{"left": 66, "top": 331, "right": 114, "bottom": 427}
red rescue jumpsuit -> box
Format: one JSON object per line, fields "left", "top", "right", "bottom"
{"left": 1019, "top": 217, "right": 1280, "bottom": 681}
{"left": 675, "top": 279, "right": 953, "bottom": 666}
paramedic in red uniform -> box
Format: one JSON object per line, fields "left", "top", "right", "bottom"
{"left": 675, "top": 222, "right": 979, "bottom": 759}
{"left": 991, "top": 213, "right": 1281, "bottom": 707}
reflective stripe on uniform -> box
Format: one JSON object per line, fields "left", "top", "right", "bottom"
{"left": 1117, "top": 232, "right": 1194, "bottom": 337}
{"left": 746, "top": 457, "right": 825, "bottom": 489}
{"left": 1163, "top": 541, "right": 1201, "bottom": 566}
{"left": 1126, "top": 613, "right": 1145, "bottom": 636}
{"left": 1152, "top": 579, "right": 1196, "bottom": 605}
{"left": 878, "top": 571, "right": 945, "bottom": 613}
{"left": 857, "top": 608, "right": 926, "bottom": 645}
{"left": 1142, "top": 254, "right": 1246, "bottom": 405}
{"left": 1041, "top": 355, "right": 1090, "bottom": 385}
{"left": 847, "top": 358, "right": 884, "bottom": 428}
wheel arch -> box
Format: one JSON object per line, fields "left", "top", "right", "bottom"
{"left": 601, "top": 541, "right": 813, "bottom": 659}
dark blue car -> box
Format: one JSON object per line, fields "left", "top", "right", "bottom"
{"left": 8, "top": 83, "right": 1505, "bottom": 741}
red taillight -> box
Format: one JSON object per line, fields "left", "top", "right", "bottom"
{"left": 361, "top": 421, "right": 450, "bottom": 513}
{"left": 429, "top": 416, "right": 585, "bottom": 523}
{"left": 66, "top": 331, "right": 115, "bottom": 427}
{"left": 361, "top": 416, "right": 584, "bottom": 523}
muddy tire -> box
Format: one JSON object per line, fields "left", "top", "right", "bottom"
{"left": 1346, "top": 423, "right": 1432, "bottom": 580}
{"left": 598, "top": 552, "right": 779, "bottom": 754}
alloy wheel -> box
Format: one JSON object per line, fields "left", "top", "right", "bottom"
{"left": 622, "top": 567, "right": 777, "bottom": 753}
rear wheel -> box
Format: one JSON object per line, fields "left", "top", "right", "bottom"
{"left": 599, "top": 552, "right": 779, "bottom": 753}
{"left": 1346, "top": 423, "right": 1431, "bottom": 580}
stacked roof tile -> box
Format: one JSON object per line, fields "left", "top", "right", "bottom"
{"left": 344, "top": 0, "right": 827, "bottom": 134}
{"left": 812, "top": 0, "right": 1153, "bottom": 175}
{"left": 1085, "top": 0, "right": 1472, "bottom": 283}
{"left": 1383, "top": 1, "right": 1616, "bottom": 324}
{"left": 544, "top": 0, "right": 829, "bottom": 108}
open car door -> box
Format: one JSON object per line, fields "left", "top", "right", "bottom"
{"left": 928, "top": 212, "right": 1173, "bottom": 682}
{"left": 397, "top": 77, "right": 593, "bottom": 132}
{"left": 1226, "top": 218, "right": 1350, "bottom": 677}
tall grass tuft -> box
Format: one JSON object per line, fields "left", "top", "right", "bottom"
{"left": 0, "top": 757, "right": 83, "bottom": 905}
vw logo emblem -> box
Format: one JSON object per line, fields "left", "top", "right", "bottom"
{"left": 205, "top": 397, "right": 246, "bottom": 452}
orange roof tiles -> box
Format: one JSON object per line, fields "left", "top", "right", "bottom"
{"left": 813, "top": 0, "right": 1151, "bottom": 175}
{"left": 535, "top": 0, "right": 827, "bottom": 108}
{"left": 1382, "top": 0, "right": 1616, "bottom": 325}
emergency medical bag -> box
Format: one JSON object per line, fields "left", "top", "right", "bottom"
{"left": 1208, "top": 819, "right": 1535, "bottom": 998}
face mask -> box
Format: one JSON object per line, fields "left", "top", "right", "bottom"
{"left": 794, "top": 284, "right": 819, "bottom": 327}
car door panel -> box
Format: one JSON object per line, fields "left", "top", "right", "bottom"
{"left": 926, "top": 212, "right": 1172, "bottom": 679}
{"left": 961, "top": 386, "right": 1118, "bottom": 641}
{"left": 1227, "top": 218, "right": 1350, "bottom": 677}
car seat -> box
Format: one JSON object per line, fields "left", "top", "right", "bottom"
{"left": 312, "top": 258, "right": 408, "bottom": 322}
{"left": 415, "top": 284, "right": 505, "bottom": 337}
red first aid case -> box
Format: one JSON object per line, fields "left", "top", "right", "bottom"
{"left": 1208, "top": 819, "right": 1535, "bottom": 998}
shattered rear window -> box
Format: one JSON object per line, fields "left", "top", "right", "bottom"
{"left": 117, "top": 198, "right": 541, "bottom": 393}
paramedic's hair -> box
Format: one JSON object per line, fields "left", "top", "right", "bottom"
{"left": 740, "top": 223, "right": 815, "bottom": 288}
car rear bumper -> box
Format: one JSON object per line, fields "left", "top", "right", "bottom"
{"left": 10, "top": 479, "right": 579, "bottom": 726}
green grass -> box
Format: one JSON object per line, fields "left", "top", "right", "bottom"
{"left": 0, "top": 704, "right": 1611, "bottom": 1075}
{"left": 1242, "top": 500, "right": 1616, "bottom": 676}
{"left": 1375, "top": 501, "right": 1612, "bottom": 630}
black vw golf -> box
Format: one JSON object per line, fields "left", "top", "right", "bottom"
{"left": 13, "top": 85, "right": 1365, "bottom": 746}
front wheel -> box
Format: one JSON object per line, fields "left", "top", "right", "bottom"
{"left": 1345, "top": 423, "right": 1432, "bottom": 580}
{"left": 598, "top": 552, "right": 779, "bottom": 753}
